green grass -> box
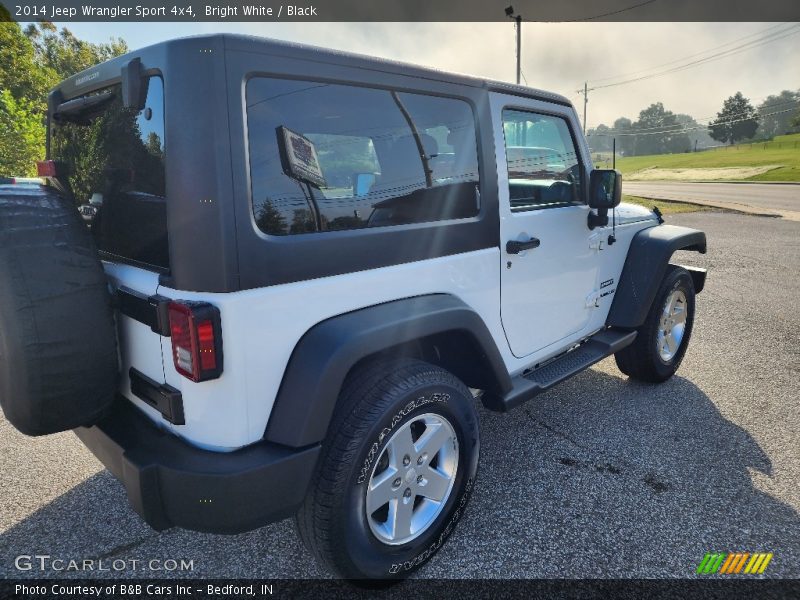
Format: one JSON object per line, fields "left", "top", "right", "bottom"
{"left": 622, "top": 194, "right": 710, "bottom": 215}
{"left": 616, "top": 133, "right": 800, "bottom": 182}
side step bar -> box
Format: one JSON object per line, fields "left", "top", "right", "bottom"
{"left": 483, "top": 328, "right": 637, "bottom": 412}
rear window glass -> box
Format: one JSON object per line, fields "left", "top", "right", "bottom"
{"left": 246, "top": 78, "right": 480, "bottom": 236}
{"left": 51, "top": 76, "right": 167, "bottom": 269}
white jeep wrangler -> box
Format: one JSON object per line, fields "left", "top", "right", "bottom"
{"left": 0, "top": 34, "right": 707, "bottom": 580}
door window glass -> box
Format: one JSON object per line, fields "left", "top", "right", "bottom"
{"left": 502, "top": 109, "right": 583, "bottom": 211}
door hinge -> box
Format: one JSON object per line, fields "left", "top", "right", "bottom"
{"left": 116, "top": 287, "right": 172, "bottom": 336}
{"left": 589, "top": 233, "right": 604, "bottom": 251}
{"left": 586, "top": 290, "right": 601, "bottom": 308}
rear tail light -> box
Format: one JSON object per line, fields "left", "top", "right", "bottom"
{"left": 167, "top": 301, "right": 223, "bottom": 382}
{"left": 36, "top": 160, "right": 58, "bottom": 177}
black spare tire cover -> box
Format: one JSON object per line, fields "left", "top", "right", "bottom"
{"left": 0, "top": 185, "right": 119, "bottom": 435}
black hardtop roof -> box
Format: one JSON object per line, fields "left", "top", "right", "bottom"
{"left": 219, "top": 33, "right": 572, "bottom": 106}
{"left": 60, "top": 33, "right": 573, "bottom": 108}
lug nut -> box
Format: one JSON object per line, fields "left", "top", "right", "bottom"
{"left": 417, "top": 453, "right": 427, "bottom": 465}
{"left": 417, "top": 475, "right": 424, "bottom": 483}
{"left": 403, "top": 455, "right": 411, "bottom": 466}
{"left": 393, "top": 477, "right": 402, "bottom": 488}
{"left": 404, "top": 488, "right": 412, "bottom": 498}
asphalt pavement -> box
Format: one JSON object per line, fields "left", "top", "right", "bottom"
{"left": 623, "top": 181, "right": 800, "bottom": 220}
{"left": 1, "top": 210, "right": 798, "bottom": 580}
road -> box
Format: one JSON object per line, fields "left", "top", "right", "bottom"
{"left": 1, "top": 211, "right": 799, "bottom": 581}
{"left": 623, "top": 181, "right": 800, "bottom": 220}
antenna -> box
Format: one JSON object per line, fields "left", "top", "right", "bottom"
{"left": 609, "top": 136, "right": 617, "bottom": 245}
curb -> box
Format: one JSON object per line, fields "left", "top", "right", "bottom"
{"left": 626, "top": 193, "right": 793, "bottom": 220}
{"left": 625, "top": 180, "right": 800, "bottom": 186}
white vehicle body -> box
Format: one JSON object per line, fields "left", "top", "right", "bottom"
{"left": 103, "top": 89, "right": 658, "bottom": 452}
{"left": 29, "top": 35, "right": 704, "bottom": 555}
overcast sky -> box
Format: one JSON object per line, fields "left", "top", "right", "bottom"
{"left": 58, "top": 22, "right": 799, "bottom": 127}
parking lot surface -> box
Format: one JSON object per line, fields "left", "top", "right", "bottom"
{"left": 1, "top": 210, "right": 798, "bottom": 579}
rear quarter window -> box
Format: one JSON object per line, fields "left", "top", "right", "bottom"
{"left": 245, "top": 78, "right": 480, "bottom": 235}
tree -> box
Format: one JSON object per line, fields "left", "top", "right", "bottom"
{"left": 756, "top": 90, "right": 800, "bottom": 138}
{"left": 631, "top": 103, "right": 691, "bottom": 156}
{"left": 675, "top": 114, "right": 714, "bottom": 150}
{"left": 0, "top": 21, "right": 128, "bottom": 176}
{"left": 255, "top": 201, "right": 288, "bottom": 235}
{"left": 586, "top": 124, "right": 612, "bottom": 153}
{"left": 709, "top": 92, "right": 759, "bottom": 145}
{"left": 0, "top": 23, "right": 58, "bottom": 111}
{"left": 24, "top": 22, "right": 128, "bottom": 81}
{"left": 612, "top": 117, "right": 634, "bottom": 156}
{"left": 0, "top": 90, "right": 46, "bottom": 176}
{"left": 792, "top": 108, "right": 800, "bottom": 130}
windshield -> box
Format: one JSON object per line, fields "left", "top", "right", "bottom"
{"left": 50, "top": 76, "right": 168, "bottom": 270}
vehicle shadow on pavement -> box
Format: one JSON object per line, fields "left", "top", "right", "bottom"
{"left": 1, "top": 365, "right": 798, "bottom": 579}
{"left": 425, "top": 366, "right": 800, "bottom": 579}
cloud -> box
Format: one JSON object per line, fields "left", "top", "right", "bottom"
{"left": 63, "top": 21, "right": 799, "bottom": 125}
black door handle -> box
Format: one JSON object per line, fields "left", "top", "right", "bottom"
{"left": 506, "top": 237, "right": 541, "bottom": 254}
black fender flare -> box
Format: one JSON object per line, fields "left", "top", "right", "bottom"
{"left": 264, "top": 294, "right": 512, "bottom": 448}
{"left": 606, "top": 224, "right": 707, "bottom": 329}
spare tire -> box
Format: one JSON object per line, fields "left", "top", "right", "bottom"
{"left": 0, "top": 184, "right": 119, "bottom": 435}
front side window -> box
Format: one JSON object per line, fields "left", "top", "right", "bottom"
{"left": 502, "top": 109, "right": 583, "bottom": 211}
{"left": 246, "top": 78, "right": 480, "bottom": 235}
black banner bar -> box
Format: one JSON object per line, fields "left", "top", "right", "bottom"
{"left": 2, "top": 0, "right": 800, "bottom": 22}
{"left": 3, "top": 579, "right": 800, "bottom": 600}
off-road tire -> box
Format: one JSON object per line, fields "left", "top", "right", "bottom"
{"left": 0, "top": 185, "right": 119, "bottom": 435}
{"left": 295, "top": 358, "right": 480, "bottom": 580}
{"left": 615, "top": 265, "right": 696, "bottom": 383}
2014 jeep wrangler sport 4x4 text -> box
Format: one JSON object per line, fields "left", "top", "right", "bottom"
{"left": 0, "top": 34, "right": 707, "bottom": 580}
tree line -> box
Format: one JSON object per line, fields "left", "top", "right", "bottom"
{"left": 588, "top": 90, "right": 800, "bottom": 156}
{"left": 0, "top": 16, "right": 127, "bottom": 176}
{"left": 1, "top": 14, "right": 799, "bottom": 173}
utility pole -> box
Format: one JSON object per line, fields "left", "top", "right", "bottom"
{"left": 583, "top": 82, "right": 588, "bottom": 135}
{"left": 505, "top": 6, "right": 522, "bottom": 85}
{"left": 612, "top": 137, "right": 616, "bottom": 169}
{"left": 516, "top": 15, "right": 522, "bottom": 85}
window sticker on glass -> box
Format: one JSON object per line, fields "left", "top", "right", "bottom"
{"left": 277, "top": 126, "right": 327, "bottom": 188}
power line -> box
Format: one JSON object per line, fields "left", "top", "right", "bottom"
{"left": 584, "top": 91, "right": 800, "bottom": 131}
{"left": 587, "top": 107, "right": 794, "bottom": 137}
{"left": 567, "top": 0, "right": 659, "bottom": 22}
{"left": 585, "top": 22, "right": 791, "bottom": 85}
{"left": 589, "top": 93, "right": 800, "bottom": 131}
{"left": 575, "top": 24, "right": 799, "bottom": 130}
{"left": 581, "top": 24, "right": 800, "bottom": 92}
{"left": 588, "top": 98, "right": 799, "bottom": 135}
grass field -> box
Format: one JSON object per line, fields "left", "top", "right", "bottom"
{"left": 616, "top": 133, "right": 800, "bottom": 182}
{"left": 622, "top": 195, "right": 709, "bottom": 215}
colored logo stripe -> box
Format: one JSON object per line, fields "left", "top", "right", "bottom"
{"left": 697, "top": 552, "right": 773, "bottom": 575}
{"left": 719, "top": 553, "right": 736, "bottom": 574}
{"left": 733, "top": 553, "right": 749, "bottom": 573}
{"left": 745, "top": 553, "right": 774, "bottom": 574}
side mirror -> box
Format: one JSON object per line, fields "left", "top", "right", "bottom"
{"left": 353, "top": 172, "right": 377, "bottom": 197}
{"left": 589, "top": 169, "right": 621, "bottom": 209}
{"left": 587, "top": 169, "right": 621, "bottom": 229}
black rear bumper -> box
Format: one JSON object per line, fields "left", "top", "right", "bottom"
{"left": 75, "top": 399, "right": 320, "bottom": 534}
